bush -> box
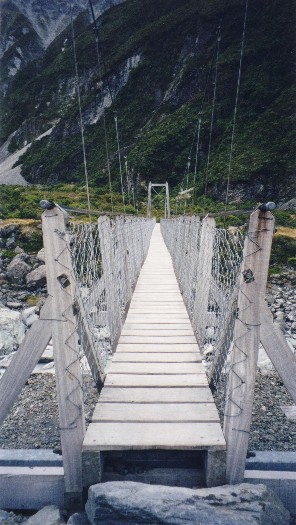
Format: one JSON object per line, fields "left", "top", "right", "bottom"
{"left": 270, "top": 234, "right": 296, "bottom": 266}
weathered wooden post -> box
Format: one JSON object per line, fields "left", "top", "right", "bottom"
{"left": 223, "top": 207, "right": 275, "bottom": 484}
{"left": 42, "top": 203, "right": 85, "bottom": 508}
{"left": 258, "top": 206, "right": 296, "bottom": 403}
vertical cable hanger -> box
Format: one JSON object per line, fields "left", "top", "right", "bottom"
{"left": 193, "top": 115, "right": 202, "bottom": 205}
{"left": 114, "top": 112, "right": 125, "bottom": 212}
{"left": 178, "top": 19, "right": 220, "bottom": 213}
{"left": 203, "top": 24, "right": 222, "bottom": 212}
{"left": 224, "top": 0, "right": 249, "bottom": 214}
{"left": 87, "top": 0, "right": 114, "bottom": 212}
{"left": 69, "top": 1, "right": 91, "bottom": 216}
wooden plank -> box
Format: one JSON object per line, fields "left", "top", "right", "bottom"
{"left": 0, "top": 466, "right": 64, "bottom": 510}
{"left": 121, "top": 330, "right": 194, "bottom": 336}
{"left": 99, "top": 387, "right": 214, "bottom": 403}
{"left": 105, "top": 374, "right": 208, "bottom": 387}
{"left": 131, "top": 297, "right": 182, "bottom": 301}
{"left": 108, "top": 362, "right": 205, "bottom": 374}
{"left": 83, "top": 422, "right": 226, "bottom": 451}
{"left": 92, "top": 403, "right": 220, "bottom": 422}
{"left": 260, "top": 302, "right": 296, "bottom": 404}
{"left": 126, "top": 315, "right": 190, "bottom": 320}
{"left": 112, "top": 353, "right": 202, "bottom": 363}
{"left": 119, "top": 336, "right": 196, "bottom": 344}
{"left": 42, "top": 206, "right": 85, "bottom": 505}
{"left": 128, "top": 304, "right": 187, "bottom": 310}
{"left": 123, "top": 323, "right": 192, "bottom": 330}
{"left": 0, "top": 297, "right": 52, "bottom": 427}
{"left": 116, "top": 343, "right": 201, "bottom": 353}
{"left": 135, "top": 285, "right": 180, "bottom": 290}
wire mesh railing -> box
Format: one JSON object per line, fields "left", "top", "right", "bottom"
{"left": 161, "top": 216, "right": 246, "bottom": 393}
{"left": 67, "top": 215, "right": 155, "bottom": 384}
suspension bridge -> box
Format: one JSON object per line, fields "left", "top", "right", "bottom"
{"left": 1, "top": 200, "right": 295, "bottom": 510}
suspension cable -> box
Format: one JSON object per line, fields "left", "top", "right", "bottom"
{"left": 87, "top": 0, "right": 113, "bottom": 212}
{"left": 203, "top": 25, "right": 222, "bottom": 210}
{"left": 179, "top": 24, "right": 220, "bottom": 207}
{"left": 193, "top": 116, "right": 202, "bottom": 204}
{"left": 224, "top": 0, "right": 249, "bottom": 213}
{"left": 69, "top": 1, "right": 91, "bottom": 215}
{"left": 114, "top": 112, "right": 125, "bottom": 211}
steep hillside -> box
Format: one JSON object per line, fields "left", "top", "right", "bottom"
{"left": 0, "top": 1, "right": 44, "bottom": 93}
{"left": 9, "top": 0, "right": 125, "bottom": 47}
{"left": 1, "top": 0, "right": 295, "bottom": 203}
{"left": 0, "top": 0, "right": 125, "bottom": 93}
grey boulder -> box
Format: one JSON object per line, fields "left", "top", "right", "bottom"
{"left": 86, "top": 481, "right": 290, "bottom": 525}
{"left": 6, "top": 254, "right": 31, "bottom": 284}
{"left": 26, "top": 265, "right": 47, "bottom": 290}
{"left": 26, "top": 505, "right": 65, "bottom": 525}
{"left": 67, "top": 513, "right": 90, "bottom": 525}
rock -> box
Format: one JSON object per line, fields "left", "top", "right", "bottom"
{"left": 0, "top": 510, "right": 10, "bottom": 523}
{"left": 37, "top": 248, "right": 45, "bottom": 263}
{"left": 0, "top": 509, "right": 25, "bottom": 523}
{"left": 0, "top": 351, "right": 16, "bottom": 368}
{"left": 6, "top": 254, "right": 31, "bottom": 284}
{"left": 67, "top": 513, "right": 90, "bottom": 525}
{"left": 39, "top": 343, "right": 53, "bottom": 362}
{"left": 22, "top": 306, "right": 38, "bottom": 327}
{"left": 6, "top": 236, "right": 16, "bottom": 249}
{"left": 6, "top": 302, "right": 22, "bottom": 309}
{"left": 0, "top": 307, "right": 26, "bottom": 355}
{"left": 26, "top": 505, "right": 65, "bottom": 525}
{"left": 0, "top": 224, "right": 19, "bottom": 239}
{"left": 26, "top": 265, "right": 47, "bottom": 290}
{"left": 86, "top": 481, "right": 290, "bottom": 525}
{"left": 15, "top": 246, "right": 24, "bottom": 254}
{"left": 280, "top": 198, "right": 296, "bottom": 210}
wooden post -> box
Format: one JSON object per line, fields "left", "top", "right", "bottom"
{"left": 260, "top": 302, "right": 296, "bottom": 403}
{"left": 0, "top": 297, "right": 52, "bottom": 427}
{"left": 223, "top": 209, "right": 273, "bottom": 484}
{"left": 98, "top": 216, "right": 122, "bottom": 348}
{"left": 192, "top": 216, "right": 216, "bottom": 348}
{"left": 42, "top": 206, "right": 85, "bottom": 509}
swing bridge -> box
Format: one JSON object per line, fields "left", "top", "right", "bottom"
{"left": 0, "top": 0, "right": 295, "bottom": 512}
{"left": 0, "top": 201, "right": 295, "bottom": 510}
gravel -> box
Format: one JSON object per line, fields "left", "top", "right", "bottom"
{"left": 0, "top": 374, "right": 98, "bottom": 449}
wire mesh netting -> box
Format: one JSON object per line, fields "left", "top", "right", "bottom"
{"left": 67, "top": 216, "right": 155, "bottom": 385}
{"left": 161, "top": 216, "right": 246, "bottom": 395}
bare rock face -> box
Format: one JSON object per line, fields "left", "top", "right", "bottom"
{"left": 26, "top": 264, "right": 46, "bottom": 290}
{"left": 86, "top": 481, "right": 290, "bottom": 525}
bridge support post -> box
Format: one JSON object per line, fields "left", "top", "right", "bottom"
{"left": 223, "top": 209, "right": 274, "bottom": 485}
{"left": 42, "top": 205, "right": 85, "bottom": 509}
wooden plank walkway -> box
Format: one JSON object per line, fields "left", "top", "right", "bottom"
{"left": 83, "top": 224, "right": 226, "bottom": 474}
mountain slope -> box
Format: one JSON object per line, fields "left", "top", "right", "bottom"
{"left": 10, "top": 0, "right": 125, "bottom": 47}
{"left": 1, "top": 0, "right": 295, "bottom": 202}
{"left": 0, "top": 1, "right": 44, "bottom": 93}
